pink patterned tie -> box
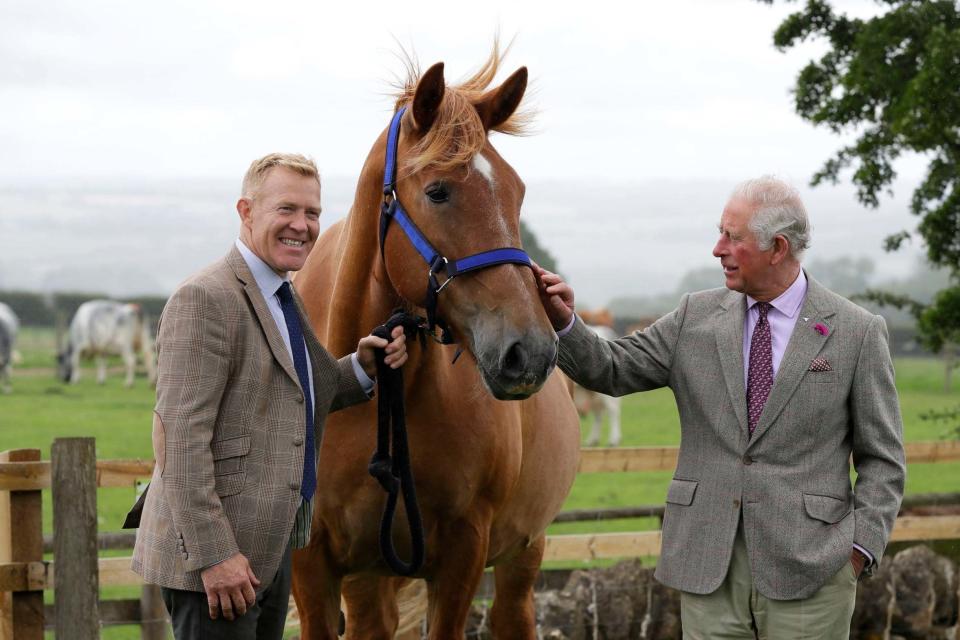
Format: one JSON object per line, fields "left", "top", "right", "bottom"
{"left": 747, "top": 302, "right": 773, "bottom": 436}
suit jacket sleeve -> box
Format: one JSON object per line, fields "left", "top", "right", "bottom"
{"left": 557, "top": 294, "right": 690, "bottom": 395}
{"left": 330, "top": 354, "right": 371, "bottom": 413}
{"left": 850, "top": 315, "right": 906, "bottom": 566}
{"left": 155, "top": 282, "right": 240, "bottom": 572}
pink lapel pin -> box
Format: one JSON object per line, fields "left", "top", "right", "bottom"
{"left": 814, "top": 322, "right": 829, "bottom": 336}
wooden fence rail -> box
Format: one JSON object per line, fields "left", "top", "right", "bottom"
{"left": 4, "top": 511, "right": 960, "bottom": 593}
{"left": 2, "top": 440, "right": 959, "bottom": 491}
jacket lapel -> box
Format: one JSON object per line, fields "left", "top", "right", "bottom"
{"left": 747, "top": 275, "right": 835, "bottom": 446}
{"left": 226, "top": 248, "right": 301, "bottom": 389}
{"left": 716, "top": 291, "right": 749, "bottom": 436}
{"left": 292, "top": 285, "right": 336, "bottom": 391}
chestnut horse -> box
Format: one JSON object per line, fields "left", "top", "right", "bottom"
{"left": 291, "top": 49, "right": 581, "bottom": 638}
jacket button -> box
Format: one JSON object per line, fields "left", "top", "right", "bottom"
{"left": 742, "top": 455, "right": 753, "bottom": 465}
{"left": 293, "top": 437, "right": 303, "bottom": 447}
{"left": 733, "top": 499, "right": 741, "bottom": 508}
{"left": 297, "top": 395, "right": 305, "bottom": 404}
{"left": 289, "top": 482, "right": 299, "bottom": 490}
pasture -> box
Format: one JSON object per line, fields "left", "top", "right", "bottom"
{"left": 1, "top": 328, "right": 958, "bottom": 638}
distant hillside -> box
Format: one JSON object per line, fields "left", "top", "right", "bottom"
{"left": 0, "top": 176, "right": 926, "bottom": 307}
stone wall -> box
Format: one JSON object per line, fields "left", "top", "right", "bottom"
{"left": 465, "top": 545, "right": 959, "bottom": 639}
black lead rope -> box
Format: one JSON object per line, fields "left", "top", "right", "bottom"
{"left": 367, "top": 311, "right": 425, "bottom": 576}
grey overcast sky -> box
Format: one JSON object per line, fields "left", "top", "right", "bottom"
{"left": 0, "top": 0, "right": 930, "bottom": 305}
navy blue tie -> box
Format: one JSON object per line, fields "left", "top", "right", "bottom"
{"left": 276, "top": 282, "right": 316, "bottom": 502}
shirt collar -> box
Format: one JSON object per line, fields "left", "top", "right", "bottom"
{"left": 746, "top": 268, "right": 806, "bottom": 319}
{"left": 235, "top": 238, "right": 288, "bottom": 299}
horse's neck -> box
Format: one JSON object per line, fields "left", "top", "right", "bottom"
{"left": 324, "top": 171, "right": 402, "bottom": 355}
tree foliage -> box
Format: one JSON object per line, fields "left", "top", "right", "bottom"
{"left": 520, "top": 219, "right": 558, "bottom": 273}
{"left": 763, "top": 0, "right": 960, "bottom": 353}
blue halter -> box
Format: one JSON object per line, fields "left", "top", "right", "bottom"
{"left": 378, "top": 106, "right": 534, "bottom": 344}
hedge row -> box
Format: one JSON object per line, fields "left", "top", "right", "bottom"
{"left": 0, "top": 290, "right": 167, "bottom": 328}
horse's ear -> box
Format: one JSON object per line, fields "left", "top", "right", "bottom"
{"left": 411, "top": 62, "right": 445, "bottom": 134}
{"left": 475, "top": 66, "right": 527, "bottom": 131}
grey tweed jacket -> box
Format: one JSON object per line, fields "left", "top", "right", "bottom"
{"left": 131, "top": 247, "right": 369, "bottom": 592}
{"left": 558, "top": 275, "right": 905, "bottom": 600}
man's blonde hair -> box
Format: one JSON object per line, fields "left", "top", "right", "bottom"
{"left": 241, "top": 153, "right": 320, "bottom": 199}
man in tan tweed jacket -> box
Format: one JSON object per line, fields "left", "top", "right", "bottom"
{"left": 536, "top": 176, "right": 905, "bottom": 639}
{"left": 130, "top": 153, "right": 407, "bottom": 639}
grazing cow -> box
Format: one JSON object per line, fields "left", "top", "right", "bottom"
{"left": 59, "top": 300, "right": 156, "bottom": 388}
{"left": 573, "top": 323, "right": 624, "bottom": 447}
{"left": 0, "top": 302, "right": 19, "bottom": 393}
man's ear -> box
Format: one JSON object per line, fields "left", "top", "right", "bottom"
{"left": 237, "top": 198, "right": 251, "bottom": 226}
{"left": 770, "top": 234, "right": 791, "bottom": 265}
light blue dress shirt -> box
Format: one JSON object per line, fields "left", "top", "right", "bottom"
{"left": 235, "top": 239, "right": 374, "bottom": 399}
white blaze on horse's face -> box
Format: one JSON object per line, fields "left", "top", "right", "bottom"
{"left": 471, "top": 152, "right": 496, "bottom": 187}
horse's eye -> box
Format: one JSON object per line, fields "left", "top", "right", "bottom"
{"left": 425, "top": 183, "right": 449, "bottom": 204}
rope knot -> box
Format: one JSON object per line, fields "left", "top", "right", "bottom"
{"left": 368, "top": 454, "right": 398, "bottom": 493}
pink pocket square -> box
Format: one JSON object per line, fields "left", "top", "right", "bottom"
{"left": 808, "top": 357, "right": 833, "bottom": 372}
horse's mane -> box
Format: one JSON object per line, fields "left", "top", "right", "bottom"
{"left": 393, "top": 40, "right": 533, "bottom": 176}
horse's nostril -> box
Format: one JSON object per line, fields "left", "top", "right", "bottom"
{"left": 501, "top": 341, "right": 529, "bottom": 378}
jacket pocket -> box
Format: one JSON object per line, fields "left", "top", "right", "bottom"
{"left": 211, "top": 435, "right": 251, "bottom": 497}
{"left": 803, "top": 493, "right": 851, "bottom": 523}
{"left": 666, "top": 478, "right": 699, "bottom": 506}
{"left": 804, "top": 370, "right": 838, "bottom": 384}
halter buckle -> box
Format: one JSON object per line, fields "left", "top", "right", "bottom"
{"left": 428, "top": 256, "right": 454, "bottom": 294}
{"left": 435, "top": 275, "right": 455, "bottom": 294}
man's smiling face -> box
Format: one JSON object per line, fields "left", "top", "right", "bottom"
{"left": 238, "top": 166, "right": 321, "bottom": 276}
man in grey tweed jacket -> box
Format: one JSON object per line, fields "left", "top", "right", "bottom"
{"left": 537, "top": 176, "right": 905, "bottom": 639}
{"left": 130, "top": 153, "right": 407, "bottom": 639}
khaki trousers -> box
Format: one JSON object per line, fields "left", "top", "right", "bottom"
{"left": 680, "top": 521, "right": 857, "bottom": 639}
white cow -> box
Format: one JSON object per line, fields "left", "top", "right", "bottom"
{"left": 0, "top": 302, "right": 19, "bottom": 393}
{"left": 59, "top": 300, "right": 156, "bottom": 388}
{"left": 573, "top": 324, "right": 623, "bottom": 447}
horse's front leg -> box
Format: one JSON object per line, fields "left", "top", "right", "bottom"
{"left": 607, "top": 397, "right": 622, "bottom": 447}
{"left": 340, "top": 574, "right": 405, "bottom": 640}
{"left": 426, "top": 515, "right": 491, "bottom": 638}
{"left": 489, "top": 535, "right": 544, "bottom": 640}
{"left": 291, "top": 544, "right": 344, "bottom": 640}
{"left": 585, "top": 407, "right": 602, "bottom": 447}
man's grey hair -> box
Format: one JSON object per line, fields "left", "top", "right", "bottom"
{"left": 730, "top": 175, "right": 811, "bottom": 258}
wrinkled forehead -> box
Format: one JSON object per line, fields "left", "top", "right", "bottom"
{"left": 718, "top": 197, "right": 757, "bottom": 230}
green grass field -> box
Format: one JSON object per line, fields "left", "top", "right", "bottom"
{"left": 1, "top": 328, "right": 958, "bottom": 638}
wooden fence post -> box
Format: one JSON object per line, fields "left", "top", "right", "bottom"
{"left": 52, "top": 438, "right": 99, "bottom": 639}
{"left": 139, "top": 583, "right": 168, "bottom": 640}
{"left": 0, "top": 449, "right": 44, "bottom": 640}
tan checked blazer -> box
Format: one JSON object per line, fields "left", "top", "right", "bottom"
{"left": 131, "top": 247, "right": 369, "bottom": 592}
{"left": 558, "top": 275, "right": 906, "bottom": 600}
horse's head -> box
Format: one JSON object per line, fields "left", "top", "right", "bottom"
{"left": 379, "top": 55, "right": 556, "bottom": 400}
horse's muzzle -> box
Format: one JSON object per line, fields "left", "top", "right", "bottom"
{"left": 477, "top": 335, "right": 557, "bottom": 400}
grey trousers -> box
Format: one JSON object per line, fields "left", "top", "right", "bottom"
{"left": 161, "top": 541, "right": 292, "bottom": 640}
{"left": 680, "top": 520, "right": 858, "bottom": 639}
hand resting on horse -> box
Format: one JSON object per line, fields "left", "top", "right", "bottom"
{"left": 533, "top": 262, "right": 576, "bottom": 331}
{"left": 200, "top": 551, "right": 261, "bottom": 620}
